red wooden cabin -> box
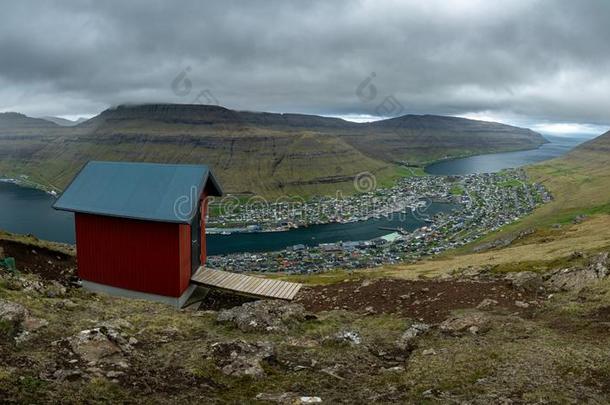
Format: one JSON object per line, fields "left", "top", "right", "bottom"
{"left": 53, "top": 161, "right": 223, "bottom": 307}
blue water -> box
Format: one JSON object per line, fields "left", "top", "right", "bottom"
{"left": 207, "top": 202, "right": 456, "bottom": 255}
{"left": 0, "top": 181, "right": 75, "bottom": 242}
{"left": 0, "top": 134, "right": 590, "bottom": 253}
{"left": 0, "top": 179, "right": 455, "bottom": 254}
{"left": 425, "top": 135, "right": 589, "bottom": 175}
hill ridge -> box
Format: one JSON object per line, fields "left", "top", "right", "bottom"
{"left": 0, "top": 103, "right": 547, "bottom": 196}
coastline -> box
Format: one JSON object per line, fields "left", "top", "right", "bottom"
{"left": 0, "top": 176, "right": 59, "bottom": 196}
{"left": 423, "top": 142, "right": 548, "bottom": 175}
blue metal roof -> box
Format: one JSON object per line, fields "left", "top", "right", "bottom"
{"left": 53, "top": 161, "right": 223, "bottom": 223}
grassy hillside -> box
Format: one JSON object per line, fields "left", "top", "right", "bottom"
{"left": 525, "top": 131, "right": 610, "bottom": 223}
{"left": 3, "top": 232, "right": 610, "bottom": 403}
{"left": 466, "top": 130, "right": 610, "bottom": 239}
{"left": 0, "top": 104, "right": 546, "bottom": 197}
{"left": 378, "top": 130, "right": 610, "bottom": 280}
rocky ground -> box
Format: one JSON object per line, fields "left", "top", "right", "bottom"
{"left": 2, "top": 239, "right": 610, "bottom": 403}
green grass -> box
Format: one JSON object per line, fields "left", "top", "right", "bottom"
{"left": 499, "top": 179, "right": 523, "bottom": 188}
{"left": 450, "top": 185, "right": 465, "bottom": 196}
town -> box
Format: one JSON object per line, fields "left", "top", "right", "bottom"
{"left": 207, "top": 169, "right": 552, "bottom": 273}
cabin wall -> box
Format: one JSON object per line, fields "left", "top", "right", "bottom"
{"left": 75, "top": 213, "right": 185, "bottom": 297}
{"left": 200, "top": 189, "right": 209, "bottom": 266}
{"left": 178, "top": 223, "right": 191, "bottom": 293}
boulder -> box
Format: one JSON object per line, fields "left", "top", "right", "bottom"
{"left": 396, "top": 322, "right": 430, "bottom": 350}
{"left": 0, "top": 299, "right": 28, "bottom": 341}
{"left": 476, "top": 298, "right": 499, "bottom": 309}
{"left": 210, "top": 339, "right": 274, "bottom": 378}
{"left": 52, "top": 369, "right": 85, "bottom": 382}
{"left": 590, "top": 252, "right": 609, "bottom": 278}
{"left": 546, "top": 268, "right": 598, "bottom": 291}
{"left": 331, "top": 330, "right": 362, "bottom": 346}
{"left": 68, "top": 326, "right": 133, "bottom": 365}
{"left": 0, "top": 299, "right": 48, "bottom": 343}
{"left": 43, "top": 281, "right": 67, "bottom": 298}
{"left": 256, "top": 392, "right": 322, "bottom": 404}
{"left": 439, "top": 311, "right": 491, "bottom": 336}
{"left": 504, "top": 271, "right": 543, "bottom": 293}
{"left": 545, "top": 253, "right": 609, "bottom": 291}
{"left": 217, "top": 300, "right": 310, "bottom": 333}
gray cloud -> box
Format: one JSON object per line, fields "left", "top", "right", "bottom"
{"left": 1, "top": 0, "right": 610, "bottom": 129}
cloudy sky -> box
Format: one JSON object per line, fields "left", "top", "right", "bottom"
{"left": 1, "top": 0, "right": 609, "bottom": 134}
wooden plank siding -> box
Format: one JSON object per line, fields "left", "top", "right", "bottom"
{"left": 191, "top": 267, "right": 302, "bottom": 300}
{"left": 75, "top": 212, "right": 185, "bottom": 297}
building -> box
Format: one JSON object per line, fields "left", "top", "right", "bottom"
{"left": 53, "top": 161, "right": 223, "bottom": 307}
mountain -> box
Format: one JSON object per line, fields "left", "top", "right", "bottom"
{"left": 0, "top": 104, "right": 546, "bottom": 196}
{"left": 532, "top": 129, "right": 610, "bottom": 217}
{"left": 0, "top": 112, "right": 60, "bottom": 134}
{"left": 41, "top": 116, "right": 88, "bottom": 127}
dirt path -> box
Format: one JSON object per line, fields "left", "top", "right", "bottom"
{"left": 295, "top": 277, "right": 542, "bottom": 323}
{"left": 0, "top": 240, "right": 76, "bottom": 284}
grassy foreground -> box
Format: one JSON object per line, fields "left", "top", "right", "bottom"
{"left": 2, "top": 239, "right": 610, "bottom": 403}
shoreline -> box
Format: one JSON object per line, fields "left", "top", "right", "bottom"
{"left": 0, "top": 176, "right": 59, "bottom": 196}
{"left": 423, "top": 142, "right": 548, "bottom": 175}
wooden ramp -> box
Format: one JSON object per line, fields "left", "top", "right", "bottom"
{"left": 191, "top": 267, "right": 302, "bottom": 300}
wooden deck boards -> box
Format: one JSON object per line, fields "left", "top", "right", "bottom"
{"left": 191, "top": 267, "right": 302, "bottom": 300}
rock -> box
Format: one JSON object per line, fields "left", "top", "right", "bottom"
{"left": 285, "top": 336, "right": 320, "bottom": 348}
{"left": 514, "top": 300, "right": 530, "bottom": 309}
{"left": 299, "top": 397, "right": 322, "bottom": 404}
{"left": 255, "top": 393, "right": 322, "bottom": 404}
{"left": 573, "top": 214, "right": 587, "bottom": 224}
{"left": 545, "top": 254, "right": 609, "bottom": 291}
{"left": 505, "top": 271, "right": 543, "bottom": 293}
{"left": 396, "top": 322, "right": 430, "bottom": 350}
{"left": 52, "top": 369, "right": 85, "bottom": 381}
{"left": 106, "top": 371, "right": 125, "bottom": 378}
{"left": 331, "top": 330, "right": 362, "bottom": 346}
{"left": 0, "top": 299, "right": 47, "bottom": 343}
{"left": 0, "top": 299, "right": 28, "bottom": 341}
{"left": 55, "top": 299, "right": 78, "bottom": 310}
{"left": 256, "top": 392, "right": 300, "bottom": 403}
{"left": 383, "top": 366, "right": 405, "bottom": 373}
{"left": 97, "top": 318, "right": 133, "bottom": 331}
{"left": 210, "top": 340, "right": 274, "bottom": 378}
{"left": 68, "top": 326, "right": 132, "bottom": 365}
{"left": 21, "top": 278, "right": 45, "bottom": 294}
{"left": 590, "top": 252, "right": 609, "bottom": 278}
{"left": 477, "top": 298, "right": 499, "bottom": 309}
{"left": 440, "top": 311, "right": 491, "bottom": 336}
{"left": 217, "top": 300, "right": 310, "bottom": 333}
{"left": 44, "top": 281, "right": 67, "bottom": 298}
{"left": 546, "top": 268, "right": 596, "bottom": 291}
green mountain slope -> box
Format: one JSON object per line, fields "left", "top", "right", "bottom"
{"left": 0, "top": 104, "right": 546, "bottom": 196}
{"left": 439, "top": 130, "right": 610, "bottom": 260}
{"left": 524, "top": 130, "right": 610, "bottom": 226}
